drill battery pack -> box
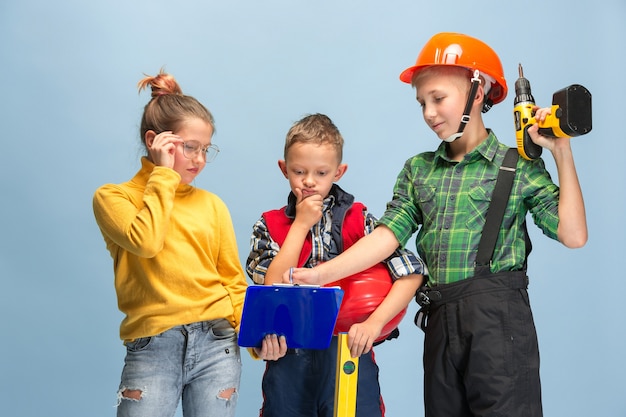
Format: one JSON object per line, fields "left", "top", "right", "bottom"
{"left": 544, "top": 84, "right": 592, "bottom": 137}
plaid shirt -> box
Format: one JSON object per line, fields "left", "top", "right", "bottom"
{"left": 247, "top": 185, "right": 425, "bottom": 285}
{"left": 378, "top": 131, "right": 560, "bottom": 286}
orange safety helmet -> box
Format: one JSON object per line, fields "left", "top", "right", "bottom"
{"left": 326, "top": 263, "right": 406, "bottom": 343}
{"left": 399, "top": 32, "right": 508, "bottom": 110}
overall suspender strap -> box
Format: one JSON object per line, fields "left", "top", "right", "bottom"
{"left": 414, "top": 148, "right": 522, "bottom": 331}
{"left": 474, "top": 148, "right": 519, "bottom": 271}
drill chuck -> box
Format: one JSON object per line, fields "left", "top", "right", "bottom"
{"left": 513, "top": 64, "right": 534, "bottom": 105}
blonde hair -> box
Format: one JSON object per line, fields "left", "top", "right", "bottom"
{"left": 412, "top": 65, "right": 472, "bottom": 91}
{"left": 137, "top": 69, "right": 215, "bottom": 152}
{"left": 284, "top": 113, "right": 344, "bottom": 162}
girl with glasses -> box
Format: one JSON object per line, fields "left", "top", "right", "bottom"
{"left": 93, "top": 69, "right": 248, "bottom": 417}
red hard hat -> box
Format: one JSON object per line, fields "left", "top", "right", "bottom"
{"left": 399, "top": 32, "right": 508, "bottom": 107}
{"left": 326, "top": 263, "right": 406, "bottom": 342}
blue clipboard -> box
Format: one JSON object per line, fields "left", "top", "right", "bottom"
{"left": 238, "top": 285, "right": 344, "bottom": 350}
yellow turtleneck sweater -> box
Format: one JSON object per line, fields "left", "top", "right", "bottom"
{"left": 93, "top": 157, "right": 247, "bottom": 342}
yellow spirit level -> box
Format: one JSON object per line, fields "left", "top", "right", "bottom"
{"left": 333, "top": 333, "right": 359, "bottom": 417}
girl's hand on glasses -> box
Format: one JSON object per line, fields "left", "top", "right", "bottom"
{"left": 148, "top": 131, "right": 183, "bottom": 169}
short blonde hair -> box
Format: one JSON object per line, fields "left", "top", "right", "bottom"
{"left": 412, "top": 65, "right": 472, "bottom": 91}
{"left": 413, "top": 65, "right": 492, "bottom": 111}
{"left": 284, "top": 113, "right": 344, "bottom": 162}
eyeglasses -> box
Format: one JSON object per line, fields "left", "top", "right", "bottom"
{"left": 182, "top": 140, "right": 220, "bottom": 162}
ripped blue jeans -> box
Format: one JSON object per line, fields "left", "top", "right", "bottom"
{"left": 116, "top": 319, "right": 241, "bottom": 417}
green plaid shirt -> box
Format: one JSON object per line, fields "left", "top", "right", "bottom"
{"left": 378, "top": 131, "right": 560, "bottom": 286}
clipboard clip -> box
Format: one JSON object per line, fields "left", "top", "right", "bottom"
{"left": 272, "top": 283, "right": 321, "bottom": 288}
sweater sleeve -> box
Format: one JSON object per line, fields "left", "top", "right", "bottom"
{"left": 215, "top": 201, "right": 248, "bottom": 330}
{"left": 93, "top": 166, "right": 181, "bottom": 258}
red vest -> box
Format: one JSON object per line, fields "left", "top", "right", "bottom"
{"left": 262, "top": 202, "right": 367, "bottom": 267}
{"left": 262, "top": 202, "right": 405, "bottom": 341}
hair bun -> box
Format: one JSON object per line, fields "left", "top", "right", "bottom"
{"left": 137, "top": 68, "right": 183, "bottom": 98}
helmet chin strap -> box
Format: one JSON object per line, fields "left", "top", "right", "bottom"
{"left": 443, "top": 70, "right": 482, "bottom": 143}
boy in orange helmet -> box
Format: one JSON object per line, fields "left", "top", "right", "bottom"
{"left": 288, "top": 33, "right": 587, "bottom": 417}
{"left": 246, "top": 113, "right": 425, "bottom": 417}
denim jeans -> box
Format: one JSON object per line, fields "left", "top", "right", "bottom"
{"left": 116, "top": 319, "right": 241, "bottom": 417}
{"left": 260, "top": 336, "right": 384, "bottom": 417}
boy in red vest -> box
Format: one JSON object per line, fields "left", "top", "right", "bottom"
{"left": 246, "top": 113, "right": 425, "bottom": 417}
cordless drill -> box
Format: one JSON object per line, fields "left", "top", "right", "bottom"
{"left": 513, "top": 64, "right": 592, "bottom": 160}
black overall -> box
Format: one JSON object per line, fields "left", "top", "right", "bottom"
{"left": 415, "top": 149, "right": 543, "bottom": 417}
